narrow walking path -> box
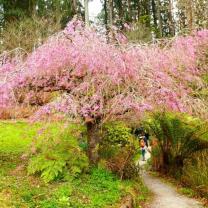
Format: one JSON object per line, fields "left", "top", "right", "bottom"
{"left": 139, "top": 148, "right": 204, "bottom": 208}
{"left": 143, "top": 172, "right": 203, "bottom": 208}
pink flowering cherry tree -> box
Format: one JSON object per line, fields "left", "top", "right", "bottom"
{"left": 1, "top": 19, "right": 208, "bottom": 164}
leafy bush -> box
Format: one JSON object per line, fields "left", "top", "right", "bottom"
{"left": 144, "top": 111, "right": 208, "bottom": 174}
{"left": 103, "top": 121, "right": 133, "bottom": 146}
{"left": 99, "top": 121, "right": 139, "bottom": 179}
{"left": 28, "top": 125, "right": 89, "bottom": 183}
{"left": 125, "top": 21, "right": 152, "bottom": 43}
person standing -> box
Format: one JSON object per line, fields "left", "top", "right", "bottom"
{"left": 140, "top": 136, "right": 146, "bottom": 161}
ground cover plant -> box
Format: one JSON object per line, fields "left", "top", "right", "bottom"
{"left": 0, "top": 121, "right": 149, "bottom": 208}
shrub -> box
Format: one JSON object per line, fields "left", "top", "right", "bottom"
{"left": 1, "top": 15, "right": 61, "bottom": 53}
{"left": 28, "top": 125, "right": 89, "bottom": 183}
{"left": 106, "top": 146, "right": 139, "bottom": 180}
{"left": 143, "top": 111, "right": 208, "bottom": 174}
{"left": 0, "top": 106, "right": 38, "bottom": 120}
{"left": 125, "top": 21, "right": 152, "bottom": 43}
{"left": 102, "top": 121, "right": 133, "bottom": 146}
{"left": 100, "top": 121, "right": 135, "bottom": 158}
{"left": 99, "top": 121, "right": 139, "bottom": 179}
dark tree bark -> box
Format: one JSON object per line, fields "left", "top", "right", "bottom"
{"left": 156, "top": 0, "right": 163, "bottom": 37}
{"left": 127, "top": 0, "right": 132, "bottom": 22}
{"left": 151, "top": 0, "right": 158, "bottom": 29}
{"left": 72, "top": 0, "right": 77, "bottom": 15}
{"left": 137, "top": 0, "right": 141, "bottom": 21}
{"left": 104, "top": 0, "right": 108, "bottom": 29}
{"left": 117, "top": 0, "right": 124, "bottom": 27}
{"left": 86, "top": 121, "right": 101, "bottom": 165}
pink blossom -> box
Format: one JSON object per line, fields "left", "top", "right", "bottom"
{"left": 1, "top": 20, "right": 208, "bottom": 120}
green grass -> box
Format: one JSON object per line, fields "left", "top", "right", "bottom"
{"left": 179, "top": 187, "right": 195, "bottom": 198}
{"left": 0, "top": 121, "right": 149, "bottom": 208}
{"left": 0, "top": 121, "right": 38, "bottom": 154}
{"left": 0, "top": 121, "right": 64, "bottom": 155}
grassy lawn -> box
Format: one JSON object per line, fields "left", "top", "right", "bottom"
{"left": 0, "top": 121, "right": 149, "bottom": 208}
{"left": 0, "top": 121, "right": 38, "bottom": 154}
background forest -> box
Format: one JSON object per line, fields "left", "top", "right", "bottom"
{"left": 1, "top": 0, "right": 208, "bottom": 53}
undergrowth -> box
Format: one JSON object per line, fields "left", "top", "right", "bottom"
{"left": 27, "top": 124, "right": 88, "bottom": 183}
{"left": 0, "top": 121, "right": 149, "bottom": 208}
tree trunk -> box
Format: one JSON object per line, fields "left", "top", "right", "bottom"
{"left": 72, "top": 0, "right": 77, "bottom": 15}
{"left": 84, "top": 0, "right": 89, "bottom": 27}
{"left": 86, "top": 121, "right": 101, "bottom": 165}
{"left": 168, "top": 0, "right": 175, "bottom": 36}
{"left": 107, "top": 0, "right": 114, "bottom": 42}
{"left": 152, "top": 0, "right": 158, "bottom": 29}
{"left": 137, "top": 0, "right": 140, "bottom": 21}
{"left": 29, "top": 0, "right": 36, "bottom": 15}
{"left": 127, "top": 0, "right": 132, "bottom": 22}
{"left": 156, "top": 0, "right": 163, "bottom": 37}
{"left": 186, "top": 0, "right": 193, "bottom": 32}
{"left": 104, "top": 0, "right": 108, "bottom": 31}
{"left": 117, "top": 0, "right": 124, "bottom": 27}
{"left": 108, "top": 0, "right": 113, "bottom": 27}
{"left": 162, "top": 151, "right": 170, "bottom": 173}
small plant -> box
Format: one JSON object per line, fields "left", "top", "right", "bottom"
{"left": 179, "top": 187, "right": 195, "bottom": 197}
{"left": 28, "top": 125, "right": 89, "bottom": 183}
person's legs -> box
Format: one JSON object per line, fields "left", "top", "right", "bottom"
{"left": 141, "top": 149, "right": 145, "bottom": 161}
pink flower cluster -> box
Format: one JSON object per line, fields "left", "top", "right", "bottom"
{"left": 0, "top": 19, "right": 208, "bottom": 121}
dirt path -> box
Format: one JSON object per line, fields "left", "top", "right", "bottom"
{"left": 143, "top": 172, "right": 203, "bottom": 208}
{"left": 139, "top": 148, "right": 204, "bottom": 208}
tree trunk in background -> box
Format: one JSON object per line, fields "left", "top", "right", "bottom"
{"left": 156, "top": 0, "right": 163, "bottom": 37}
{"left": 28, "top": 0, "right": 36, "bottom": 15}
{"left": 186, "top": 0, "right": 193, "bottom": 32}
{"left": 117, "top": 0, "right": 124, "bottom": 27}
{"left": 104, "top": 0, "right": 108, "bottom": 31}
{"left": 86, "top": 121, "right": 101, "bottom": 165}
{"left": 108, "top": 0, "right": 114, "bottom": 42}
{"left": 137, "top": 0, "right": 140, "bottom": 21}
{"left": 152, "top": 0, "right": 158, "bottom": 30}
{"left": 144, "top": 0, "right": 151, "bottom": 27}
{"left": 127, "top": 0, "right": 132, "bottom": 22}
{"left": 168, "top": 0, "right": 175, "bottom": 36}
{"left": 108, "top": 0, "right": 113, "bottom": 27}
{"left": 72, "top": 0, "right": 77, "bottom": 15}
{"left": 84, "top": 0, "right": 89, "bottom": 26}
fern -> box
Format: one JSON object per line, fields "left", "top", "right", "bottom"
{"left": 144, "top": 111, "right": 208, "bottom": 173}
{"left": 27, "top": 125, "right": 89, "bottom": 183}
